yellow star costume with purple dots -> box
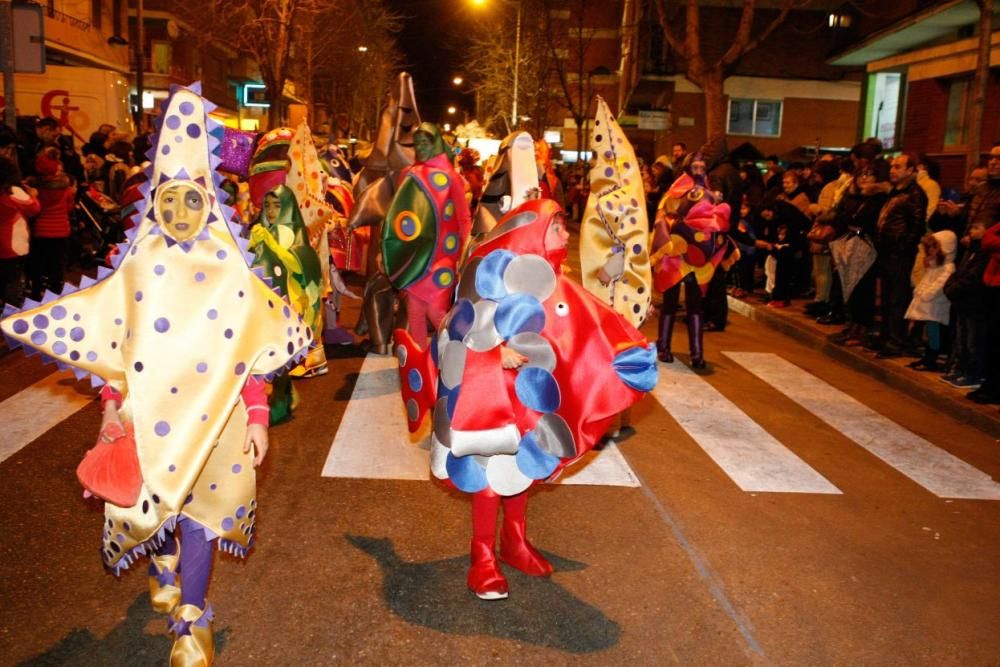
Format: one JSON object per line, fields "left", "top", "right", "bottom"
{"left": 580, "top": 97, "right": 652, "bottom": 327}
{"left": 1, "top": 84, "right": 310, "bottom": 570}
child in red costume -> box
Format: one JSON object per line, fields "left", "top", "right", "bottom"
{"left": 396, "top": 198, "right": 657, "bottom": 599}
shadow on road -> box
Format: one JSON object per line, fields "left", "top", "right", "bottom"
{"left": 17, "top": 593, "right": 229, "bottom": 666}
{"left": 347, "top": 534, "right": 621, "bottom": 653}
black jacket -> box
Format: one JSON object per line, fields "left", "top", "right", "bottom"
{"left": 876, "top": 175, "right": 927, "bottom": 254}
{"left": 943, "top": 240, "right": 988, "bottom": 312}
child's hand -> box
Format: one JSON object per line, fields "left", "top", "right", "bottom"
{"left": 243, "top": 424, "right": 269, "bottom": 467}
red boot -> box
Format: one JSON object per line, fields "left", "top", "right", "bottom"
{"left": 499, "top": 491, "right": 553, "bottom": 577}
{"left": 468, "top": 491, "right": 508, "bottom": 600}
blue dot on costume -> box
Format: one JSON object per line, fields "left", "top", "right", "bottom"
{"left": 446, "top": 452, "right": 489, "bottom": 493}
{"left": 179, "top": 101, "right": 195, "bottom": 116}
{"left": 165, "top": 115, "right": 181, "bottom": 130}
{"left": 221, "top": 517, "right": 234, "bottom": 531}
{"left": 31, "top": 331, "right": 47, "bottom": 345}
{"left": 51, "top": 305, "right": 66, "bottom": 320}
{"left": 154, "top": 264, "right": 165, "bottom": 275}
{"left": 475, "top": 250, "right": 516, "bottom": 300}
{"left": 515, "top": 366, "right": 561, "bottom": 413}
{"left": 432, "top": 268, "right": 454, "bottom": 288}
{"left": 12, "top": 319, "right": 27, "bottom": 334}
{"left": 196, "top": 362, "right": 208, "bottom": 373}
{"left": 154, "top": 317, "right": 170, "bottom": 333}
{"left": 55, "top": 328, "right": 65, "bottom": 337}
{"left": 495, "top": 293, "right": 546, "bottom": 338}
{"left": 53, "top": 341, "right": 67, "bottom": 355}
{"left": 186, "top": 124, "right": 201, "bottom": 139}
{"left": 447, "top": 299, "right": 476, "bottom": 339}
{"left": 195, "top": 272, "right": 206, "bottom": 282}
{"left": 86, "top": 351, "right": 97, "bottom": 362}
{"left": 516, "top": 432, "right": 561, "bottom": 479}
{"left": 70, "top": 327, "right": 85, "bottom": 342}
{"left": 207, "top": 309, "right": 218, "bottom": 320}
{"left": 408, "top": 368, "right": 423, "bottom": 392}
{"left": 155, "top": 421, "right": 171, "bottom": 436}
{"left": 33, "top": 314, "right": 48, "bottom": 329}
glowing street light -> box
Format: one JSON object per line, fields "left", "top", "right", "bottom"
{"left": 452, "top": 76, "right": 464, "bottom": 86}
{"left": 443, "top": 123, "right": 452, "bottom": 132}
{"left": 447, "top": 105, "right": 457, "bottom": 115}
{"left": 357, "top": 45, "right": 368, "bottom": 52}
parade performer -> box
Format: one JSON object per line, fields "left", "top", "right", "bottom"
{"left": 579, "top": 97, "right": 652, "bottom": 440}
{"left": 534, "top": 139, "right": 565, "bottom": 207}
{"left": 349, "top": 72, "right": 421, "bottom": 354}
{"left": 650, "top": 153, "right": 731, "bottom": 369}
{"left": 0, "top": 83, "right": 310, "bottom": 666}
{"left": 473, "top": 131, "right": 539, "bottom": 234}
{"left": 382, "top": 122, "right": 471, "bottom": 348}
{"left": 394, "top": 198, "right": 657, "bottom": 600}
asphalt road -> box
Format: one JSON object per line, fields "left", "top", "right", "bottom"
{"left": 1, "top": 278, "right": 998, "bottom": 666}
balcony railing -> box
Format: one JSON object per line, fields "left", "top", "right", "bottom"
{"left": 46, "top": 5, "right": 92, "bottom": 31}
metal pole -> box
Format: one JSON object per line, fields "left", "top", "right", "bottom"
{"left": 134, "top": 0, "right": 145, "bottom": 131}
{"left": 512, "top": 0, "right": 521, "bottom": 127}
{"left": 0, "top": 0, "right": 16, "bottom": 129}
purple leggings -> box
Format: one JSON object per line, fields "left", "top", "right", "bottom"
{"left": 152, "top": 516, "right": 216, "bottom": 609}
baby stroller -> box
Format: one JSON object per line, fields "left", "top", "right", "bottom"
{"left": 71, "top": 185, "right": 125, "bottom": 268}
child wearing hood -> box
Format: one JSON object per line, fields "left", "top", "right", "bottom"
{"left": 904, "top": 230, "right": 957, "bottom": 371}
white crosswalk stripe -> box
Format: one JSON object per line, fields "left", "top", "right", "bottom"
{"left": 0, "top": 370, "right": 95, "bottom": 464}
{"left": 725, "top": 352, "right": 1000, "bottom": 500}
{"left": 651, "top": 362, "right": 841, "bottom": 494}
{"left": 320, "top": 353, "right": 641, "bottom": 486}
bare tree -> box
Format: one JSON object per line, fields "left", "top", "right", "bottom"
{"left": 653, "top": 0, "right": 807, "bottom": 137}
{"left": 544, "top": 0, "right": 598, "bottom": 157}
{"left": 965, "top": 0, "right": 994, "bottom": 175}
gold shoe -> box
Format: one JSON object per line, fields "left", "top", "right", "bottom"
{"left": 149, "top": 550, "right": 181, "bottom": 614}
{"left": 169, "top": 604, "right": 214, "bottom": 667}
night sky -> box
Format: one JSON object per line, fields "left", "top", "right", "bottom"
{"left": 384, "top": 0, "right": 484, "bottom": 124}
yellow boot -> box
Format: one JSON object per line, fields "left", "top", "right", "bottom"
{"left": 169, "top": 604, "right": 214, "bottom": 667}
{"left": 148, "top": 548, "right": 181, "bottom": 614}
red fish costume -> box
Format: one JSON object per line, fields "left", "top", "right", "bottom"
{"left": 395, "top": 198, "right": 657, "bottom": 599}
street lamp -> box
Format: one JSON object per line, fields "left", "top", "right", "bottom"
{"left": 452, "top": 76, "right": 464, "bottom": 86}
{"left": 357, "top": 45, "right": 368, "bottom": 52}
{"left": 447, "top": 105, "right": 457, "bottom": 115}
{"left": 470, "top": 0, "right": 522, "bottom": 128}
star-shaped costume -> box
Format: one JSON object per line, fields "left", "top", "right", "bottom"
{"left": 1, "top": 84, "right": 310, "bottom": 569}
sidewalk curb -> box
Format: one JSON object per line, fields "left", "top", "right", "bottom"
{"left": 728, "top": 296, "right": 1000, "bottom": 439}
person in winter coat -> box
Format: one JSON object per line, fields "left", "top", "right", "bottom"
{"left": 0, "top": 156, "right": 40, "bottom": 306}
{"left": 27, "top": 147, "right": 75, "bottom": 299}
{"left": 942, "top": 220, "right": 990, "bottom": 388}
{"left": 904, "top": 230, "right": 956, "bottom": 371}
{"left": 966, "top": 145, "right": 1000, "bottom": 405}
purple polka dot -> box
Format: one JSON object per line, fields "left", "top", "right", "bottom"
{"left": 170, "top": 386, "right": 178, "bottom": 394}
{"left": 210, "top": 483, "right": 217, "bottom": 491}
{"left": 306, "top": 329, "right": 312, "bottom": 339}
{"left": 604, "top": 150, "right": 613, "bottom": 159}
{"left": 53, "top": 341, "right": 67, "bottom": 355}
{"left": 70, "top": 351, "right": 80, "bottom": 361}
{"left": 238, "top": 290, "right": 244, "bottom": 298}
{"left": 67, "top": 326, "right": 84, "bottom": 342}
{"left": 161, "top": 145, "right": 171, "bottom": 156}
{"left": 73, "top": 314, "right": 80, "bottom": 321}
{"left": 195, "top": 272, "right": 206, "bottom": 282}
{"left": 286, "top": 342, "right": 294, "bottom": 354}
{"left": 231, "top": 464, "right": 242, "bottom": 474}
{"left": 30, "top": 331, "right": 47, "bottom": 345}
{"left": 165, "top": 115, "right": 181, "bottom": 130}
{"left": 283, "top": 305, "right": 290, "bottom": 319}
{"left": 155, "top": 421, "right": 170, "bottom": 437}
{"left": 630, "top": 216, "right": 637, "bottom": 225}
{"left": 134, "top": 361, "right": 143, "bottom": 371}
{"left": 268, "top": 300, "right": 274, "bottom": 309}
{"left": 179, "top": 101, "right": 195, "bottom": 116}
{"left": 624, "top": 162, "right": 631, "bottom": 170}
{"left": 168, "top": 464, "right": 176, "bottom": 472}
{"left": 234, "top": 362, "right": 245, "bottom": 374}
{"left": 174, "top": 135, "right": 182, "bottom": 144}
{"left": 186, "top": 124, "right": 201, "bottom": 139}
{"left": 207, "top": 309, "right": 218, "bottom": 320}
{"left": 130, "top": 246, "right": 138, "bottom": 256}
{"left": 12, "top": 320, "right": 27, "bottom": 334}
{"left": 54, "top": 327, "right": 65, "bottom": 337}
{"left": 184, "top": 493, "right": 193, "bottom": 505}
{"left": 224, "top": 328, "right": 233, "bottom": 339}
{"left": 154, "top": 317, "right": 170, "bottom": 333}
{"left": 221, "top": 517, "right": 234, "bottom": 531}
{"left": 134, "top": 291, "right": 143, "bottom": 302}
{"left": 86, "top": 351, "right": 98, "bottom": 362}
{"left": 605, "top": 167, "right": 614, "bottom": 178}
{"left": 116, "top": 533, "right": 125, "bottom": 543}
{"left": 154, "top": 264, "right": 165, "bottom": 275}
{"left": 111, "top": 341, "right": 117, "bottom": 349}
{"left": 51, "top": 305, "right": 66, "bottom": 320}
{"left": 216, "top": 249, "right": 227, "bottom": 260}
{"left": 114, "top": 318, "right": 122, "bottom": 325}
{"left": 298, "top": 337, "right": 304, "bottom": 347}
{"left": 235, "top": 505, "right": 247, "bottom": 519}
{"left": 286, "top": 326, "right": 292, "bottom": 337}
{"left": 196, "top": 362, "right": 207, "bottom": 373}
{"left": 633, "top": 243, "right": 643, "bottom": 254}
{"left": 201, "top": 414, "right": 208, "bottom": 421}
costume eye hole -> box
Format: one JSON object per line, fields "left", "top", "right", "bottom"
{"left": 555, "top": 302, "right": 569, "bottom": 317}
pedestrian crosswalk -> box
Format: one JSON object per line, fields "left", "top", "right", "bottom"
{"left": 1, "top": 351, "right": 997, "bottom": 500}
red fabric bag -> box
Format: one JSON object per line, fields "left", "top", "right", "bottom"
{"left": 76, "top": 422, "right": 143, "bottom": 507}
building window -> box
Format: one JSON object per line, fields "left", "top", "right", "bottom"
{"left": 91, "top": 0, "right": 102, "bottom": 30}
{"left": 944, "top": 78, "right": 971, "bottom": 147}
{"left": 727, "top": 98, "right": 782, "bottom": 137}
{"left": 112, "top": 0, "right": 123, "bottom": 37}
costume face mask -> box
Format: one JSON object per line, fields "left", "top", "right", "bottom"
{"left": 414, "top": 132, "right": 435, "bottom": 162}
{"left": 156, "top": 182, "right": 208, "bottom": 242}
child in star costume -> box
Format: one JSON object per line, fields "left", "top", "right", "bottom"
{"left": 395, "top": 198, "right": 657, "bottom": 600}
{"left": 1, "top": 84, "right": 310, "bottom": 666}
